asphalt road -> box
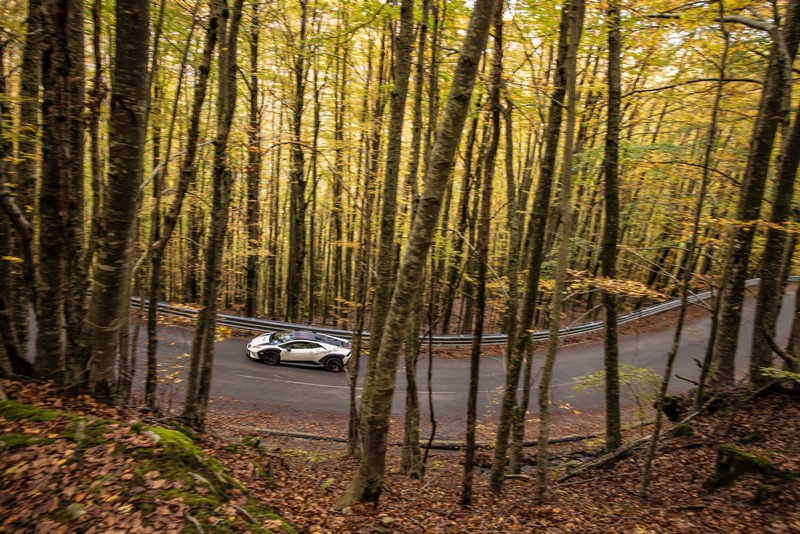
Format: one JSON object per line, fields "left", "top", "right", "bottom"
{"left": 140, "top": 287, "right": 797, "bottom": 430}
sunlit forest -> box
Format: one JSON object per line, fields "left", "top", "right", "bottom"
{"left": 1, "top": 0, "right": 798, "bottom": 508}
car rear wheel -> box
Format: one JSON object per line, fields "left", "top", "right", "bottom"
{"left": 260, "top": 351, "right": 280, "bottom": 365}
{"left": 324, "top": 356, "right": 343, "bottom": 373}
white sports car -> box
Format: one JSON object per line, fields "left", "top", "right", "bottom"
{"left": 246, "top": 330, "right": 352, "bottom": 372}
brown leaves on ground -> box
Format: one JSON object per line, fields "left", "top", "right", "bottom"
{"left": 2, "top": 377, "right": 799, "bottom": 533}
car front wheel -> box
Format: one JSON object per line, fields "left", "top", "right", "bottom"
{"left": 260, "top": 351, "right": 280, "bottom": 365}
{"left": 324, "top": 356, "right": 343, "bottom": 372}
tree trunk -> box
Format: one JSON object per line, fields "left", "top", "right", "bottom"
{"left": 285, "top": 0, "right": 309, "bottom": 323}
{"left": 336, "top": 0, "right": 497, "bottom": 507}
{"left": 602, "top": 0, "right": 622, "bottom": 452}
{"left": 490, "top": 0, "right": 573, "bottom": 492}
{"left": 368, "top": 0, "right": 414, "bottom": 358}
{"left": 182, "top": 0, "right": 244, "bottom": 427}
{"left": 0, "top": 51, "right": 21, "bottom": 377}
{"left": 245, "top": 0, "right": 262, "bottom": 318}
{"left": 86, "top": 0, "right": 151, "bottom": 401}
{"left": 641, "top": 3, "right": 730, "bottom": 499}
{"left": 536, "top": 0, "right": 583, "bottom": 500}
{"left": 145, "top": 1, "right": 214, "bottom": 408}
{"left": 12, "top": 0, "right": 43, "bottom": 362}
{"left": 750, "top": 99, "right": 800, "bottom": 384}
{"left": 399, "top": 291, "right": 423, "bottom": 478}
{"left": 36, "top": 0, "right": 73, "bottom": 384}
{"left": 462, "top": 1, "right": 501, "bottom": 506}
{"left": 63, "top": 0, "right": 87, "bottom": 385}
{"left": 709, "top": 0, "right": 800, "bottom": 386}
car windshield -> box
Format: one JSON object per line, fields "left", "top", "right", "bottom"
{"left": 269, "top": 331, "right": 293, "bottom": 344}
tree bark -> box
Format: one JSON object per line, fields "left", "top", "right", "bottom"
{"left": 63, "top": 0, "right": 87, "bottom": 385}
{"left": 536, "top": 0, "right": 583, "bottom": 500}
{"left": 145, "top": 0, "right": 212, "bottom": 408}
{"left": 182, "top": 0, "right": 244, "bottom": 427}
{"left": 602, "top": 0, "right": 622, "bottom": 452}
{"left": 12, "top": 0, "right": 43, "bottom": 362}
{"left": 709, "top": 0, "right": 800, "bottom": 386}
{"left": 336, "top": 0, "right": 497, "bottom": 507}
{"left": 462, "top": 1, "right": 502, "bottom": 506}
{"left": 285, "top": 0, "right": 309, "bottom": 323}
{"left": 490, "top": 0, "right": 573, "bottom": 491}
{"left": 245, "top": 0, "right": 262, "bottom": 318}
{"left": 86, "top": 0, "right": 151, "bottom": 401}
{"left": 750, "top": 99, "right": 800, "bottom": 384}
{"left": 368, "top": 0, "right": 414, "bottom": 358}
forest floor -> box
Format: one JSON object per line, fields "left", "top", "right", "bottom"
{"left": 1, "top": 376, "right": 799, "bottom": 533}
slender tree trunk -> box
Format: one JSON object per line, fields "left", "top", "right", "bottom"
{"left": 245, "top": 0, "right": 262, "bottom": 318}
{"left": 709, "top": 1, "right": 800, "bottom": 386}
{"left": 12, "top": 0, "right": 43, "bottom": 362}
{"left": 145, "top": 1, "right": 212, "bottom": 408}
{"left": 536, "top": 0, "right": 582, "bottom": 500}
{"left": 399, "top": 290, "right": 423, "bottom": 478}
{"left": 0, "top": 50, "right": 21, "bottom": 376}
{"left": 331, "top": 12, "right": 350, "bottom": 325}
{"left": 641, "top": 3, "right": 730, "bottom": 498}
{"left": 398, "top": 0, "right": 431, "bottom": 477}
{"left": 490, "top": 0, "right": 574, "bottom": 491}
{"left": 336, "top": 0, "right": 497, "bottom": 507}
{"left": 285, "top": 0, "right": 309, "bottom": 323}
{"left": 602, "top": 0, "right": 622, "bottom": 452}
{"left": 347, "top": 32, "right": 385, "bottom": 456}
{"left": 462, "top": 1, "right": 501, "bottom": 505}
{"left": 182, "top": 0, "right": 244, "bottom": 427}
{"left": 441, "top": 99, "right": 482, "bottom": 334}
{"left": 86, "top": 0, "right": 151, "bottom": 400}
{"left": 750, "top": 100, "right": 800, "bottom": 384}
{"left": 367, "top": 0, "right": 414, "bottom": 357}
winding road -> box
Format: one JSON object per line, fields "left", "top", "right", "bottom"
{"left": 141, "top": 287, "right": 796, "bottom": 434}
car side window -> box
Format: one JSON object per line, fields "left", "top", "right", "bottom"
{"left": 285, "top": 341, "right": 319, "bottom": 350}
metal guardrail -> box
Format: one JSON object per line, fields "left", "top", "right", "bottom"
{"left": 134, "top": 276, "right": 798, "bottom": 346}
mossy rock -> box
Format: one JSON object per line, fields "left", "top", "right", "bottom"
{"left": 704, "top": 444, "right": 775, "bottom": 492}
{"left": 669, "top": 424, "right": 694, "bottom": 438}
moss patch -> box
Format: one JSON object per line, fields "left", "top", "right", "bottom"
{"left": 0, "top": 399, "right": 289, "bottom": 533}
{"left": 0, "top": 401, "right": 66, "bottom": 422}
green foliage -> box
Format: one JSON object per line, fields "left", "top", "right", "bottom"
{"left": 573, "top": 363, "right": 661, "bottom": 404}
{"left": 573, "top": 364, "right": 661, "bottom": 426}
{"left": 759, "top": 367, "right": 800, "bottom": 384}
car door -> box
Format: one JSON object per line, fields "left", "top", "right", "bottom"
{"left": 281, "top": 341, "right": 323, "bottom": 362}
